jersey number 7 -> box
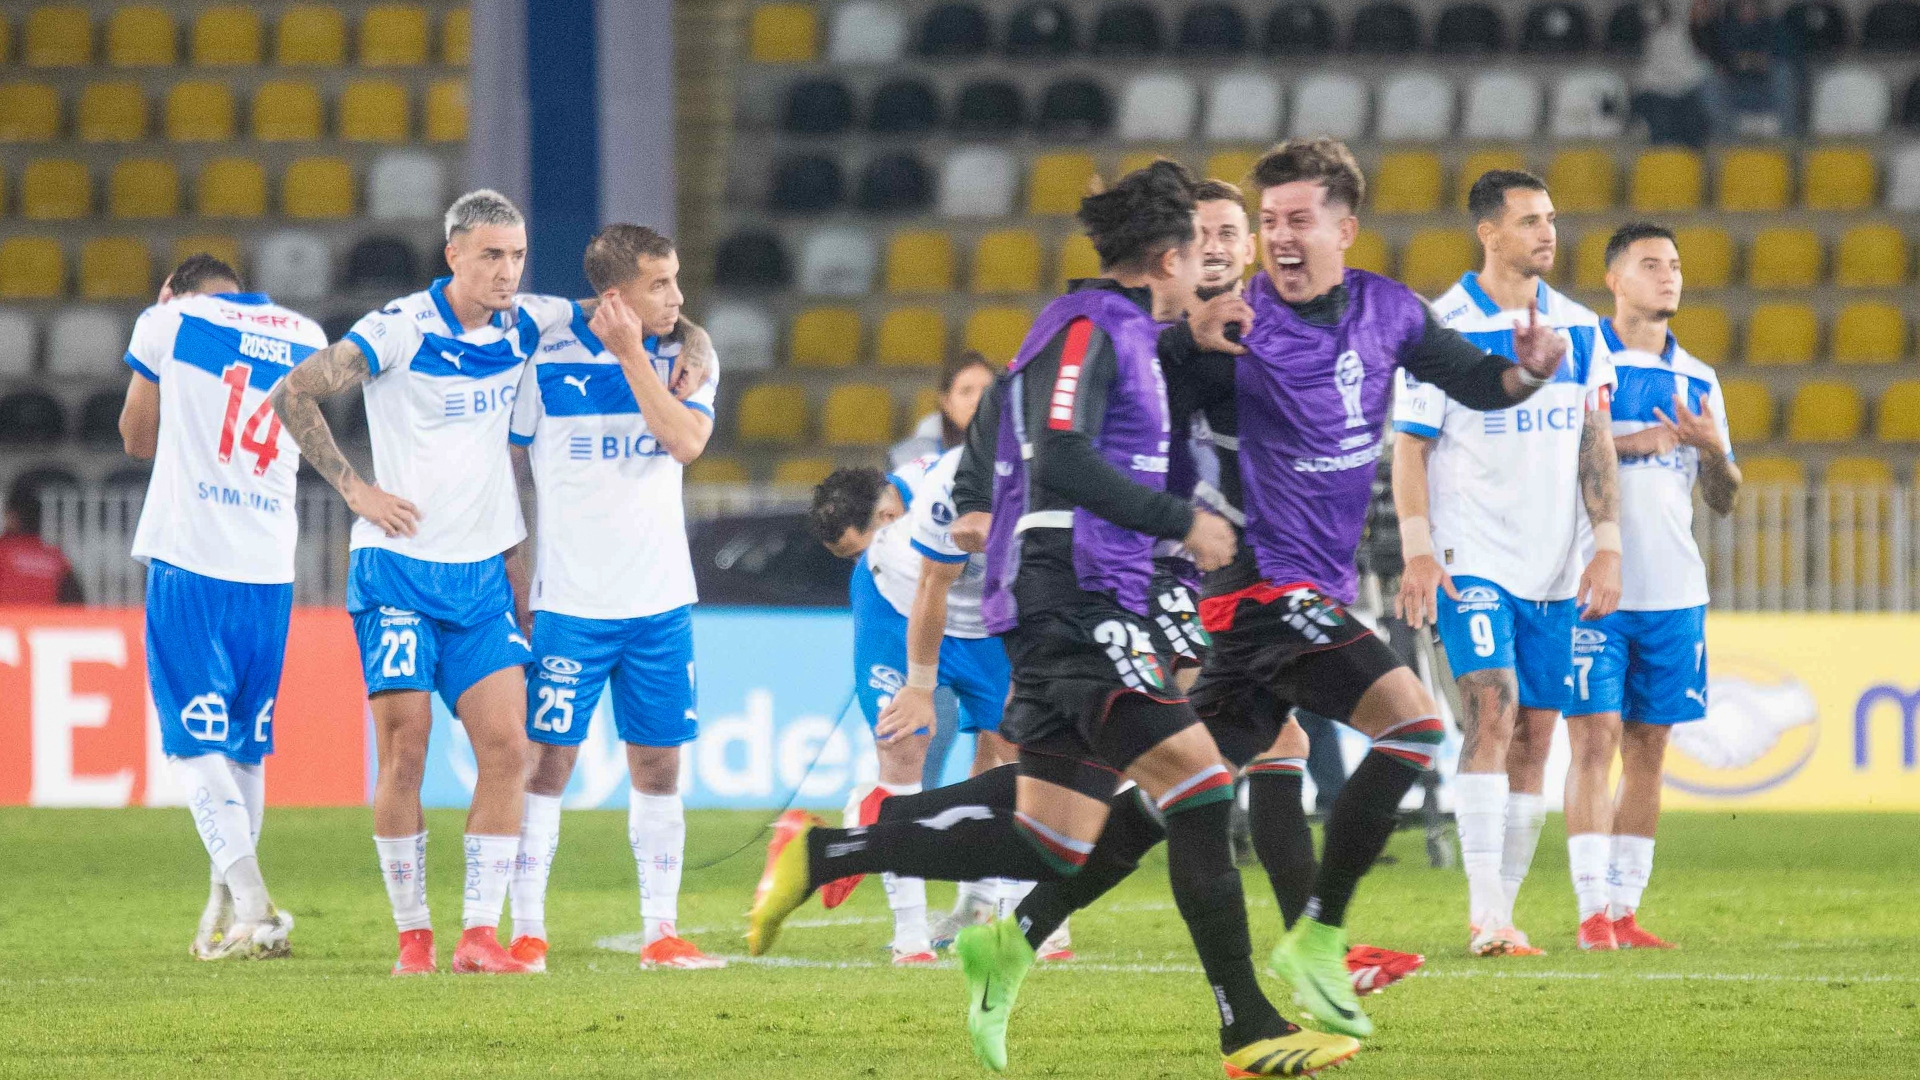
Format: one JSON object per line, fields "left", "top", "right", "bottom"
{"left": 219, "top": 362, "right": 283, "bottom": 476}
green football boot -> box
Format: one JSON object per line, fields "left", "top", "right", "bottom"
{"left": 957, "top": 916, "right": 1036, "bottom": 1071}
{"left": 1269, "top": 917, "right": 1373, "bottom": 1039}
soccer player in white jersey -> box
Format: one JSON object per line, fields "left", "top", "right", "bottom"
{"left": 1393, "top": 170, "right": 1623, "bottom": 957}
{"left": 272, "top": 191, "right": 557, "bottom": 976}
{"left": 119, "top": 254, "right": 326, "bottom": 961}
{"left": 503, "top": 225, "right": 724, "bottom": 972}
{"left": 1563, "top": 224, "right": 1740, "bottom": 951}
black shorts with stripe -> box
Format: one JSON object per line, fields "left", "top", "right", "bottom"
{"left": 1145, "top": 557, "right": 1211, "bottom": 672}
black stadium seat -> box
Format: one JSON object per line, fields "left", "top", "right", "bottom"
{"left": 103, "top": 463, "right": 152, "bottom": 490}
{"left": 80, "top": 391, "right": 124, "bottom": 447}
{"left": 1784, "top": 1, "right": 1848, "bottom": 53}
{"left": 9, "top": 464, "right": 81, "bottom": 494}
{"left": 1605, "top": 0, "right": 1648, "bottom": 50}
{"left": 868, "top": 78, "right": 941, "bottom": 133}
{"left": 1435, "top": 2, "right": 1505, "bottom": 52}
{"left": 1264, "top": 0, "right": 1335, "bottom": 54}
{"left": 1350, "top": 1, "right": 1421, "bottom": 53}
{"left": 1900, "top": 74, "right": 1920, "bottom": 127}
{"left": 856, "top": 153, "right": 933, "bottom": 213}
{"left": 769, "top": 154, "right": 844, "bottom": 214}
{"left": 0, "top": 391, "right": 65, "bottom": 445}
{"left": 1178, "top": 2, "right": 1249, "bottom": 54}
{"left": 1861, "top": 0, "right": 1920, "bottom": 50}
{"left": 1035, "top": 77, "right": 1113, "bottom": 137}
{"left": 1005, "top": 1, "right": 1076, "bottom": 56}
{"left": 346, "top": 236, "right": 419, "bottom": 291}
{"left": 715, "top": 229, "right": 792, "bottom": 289}
{"left": 321, "top": 312, "right": 356, "bottom": 343}
{"left": 952, "top": 79, "right": 1026, "bottom": 134}
{"left": 783, "top": 78, "right": 855, "bottom": 135}
{"left": 1521, "top": 0, "right": 1592, "bottom": 51}
{"left": 916, "top": 2, "right": 993, "bottom": 57}
{"left": 1091, "top": 2, "right": 1163, "bottom": 55}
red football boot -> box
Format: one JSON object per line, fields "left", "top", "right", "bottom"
{"left": 452, "top": 927, "right": 539, "bottom": 974}
{"left": 508, "top": 935, "right": 548, "bottom": 972}
{"left": 1611, "top": 912, "right": 1676, "bottom": 949}
{"left": 1577, "top": 912, "right": 1619, "bottom": 951}
{"left": 391, "top": 928, "right": 436, "bottom": 976}
{"left": 1345, "top": 943, "right": 1425, "bottom": 995}
{"left": 821, "top": 786, "right": 891, "bottom": 909}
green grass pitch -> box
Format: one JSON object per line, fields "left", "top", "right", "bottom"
{"left": 2, "top": 807, "right": 1916, "bottom": 1078}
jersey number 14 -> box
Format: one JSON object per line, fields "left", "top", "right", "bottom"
{"left": 219, "top": 362, "right": 283, "bottom": 476}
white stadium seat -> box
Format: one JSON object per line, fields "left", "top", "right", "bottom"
{"left": 253, "top": 230, "right": 333, "bottom": 302}
{"left": 1550, "top": 69, "right": 1628, "bottom": 139}
{"left": 1118, "top": 72, "right": 1199, "bottom": 141}
{"left": 366, "top": 151, "right": 447, "bottom": 221}
{"left": 1886, "top": 143, "right": 1920, "bottom": 211}
{"left": 47, "top": 308, "right": 127, "bottom": 378}
{"left": 1289, "top": 73, "right": 1368, "bottom": 140}
{"left": 797, "top": 226, "right": 877, "bottom": 296}
{"left": 705, "top": 301, "right": 777, "bottom": 372}
{"left": 938, "top": 146, "right": 1017, "bottom": 218}
{"left": 1462, "top": 70, "right": 1541, "bottom": 139}
{"left": 1810, "top": 65, "right": 1890, "bottom": 136}
{"left": 1203, "top": 70, "right": 1282, "bottom": 142}
{"left": 0, "top": 311, "right": 38, "bottom": 377}
{"left": 1374, "top": 71, "right": 1454, "bottom": 142}
{"left": 828, "top": 0, "right": 907, "bottom": 63}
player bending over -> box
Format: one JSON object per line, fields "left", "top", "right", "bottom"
{"left": 1562, "top": 223, "right": 1738, "bottom": 950}
{"left": 503, "top": 225, "right": 723, "bottom": 972}
{"left": 1394, "top": 169, "right": 1622, "bottom": 957}
{"left": 121, "top": 255, "right": 325, "bottom": 960}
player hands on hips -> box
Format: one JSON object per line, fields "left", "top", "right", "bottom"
{"left": 505, "top": 225, "right": 724, "bottom": 972}
{"left": 123, "top": 254, "right": 325, "bottom": 961}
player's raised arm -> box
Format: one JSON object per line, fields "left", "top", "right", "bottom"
{"left": 269, "top": 337, "right": 420, "bottom": 537}
{"left": 1396, "top": 303, "right": 1565, "bottom": 411}
{"left": 590, "top": 293, "right": 712, "bottom": 464}
{"left": 1657, "top": 393, "right": 1743, "bottom": 515}
{"left": 669, "top": 315, "right": 715, "bottom": 402}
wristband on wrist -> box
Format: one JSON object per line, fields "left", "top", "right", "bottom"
{"left": 905, "top": 663, "right": 938, "bottom": 690}
{"left": 1515, "top": 365, "right": 1550, "bottom": 389}
{"left": 1401, "top": 515, "right": 1434, "bottom": 560}
{"left": 1592, "top": 521, "right": 1622, "bottom": 554}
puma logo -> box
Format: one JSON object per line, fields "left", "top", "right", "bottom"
{"left": 439, "top": 350, "right": 463, "bottom": 370}
{"left": 563, "top": 374, "right": 592, "bottom": 395}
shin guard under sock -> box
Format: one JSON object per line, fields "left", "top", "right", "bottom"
{"left": 1245, "top": 760, "right": 1316, "bottom": 930}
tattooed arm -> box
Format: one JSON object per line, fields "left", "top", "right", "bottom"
{"left": 1576, "top": 406, "right": 1622, "bottom": 620}
{"left": 269, "top": 338, "right": 420, "bottom": 537}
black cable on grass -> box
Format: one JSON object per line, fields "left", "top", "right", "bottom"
{"left": 684, "top": 682, "right": 859, "bottom": 873}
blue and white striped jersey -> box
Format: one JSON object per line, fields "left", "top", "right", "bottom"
{"left": 868, "top": 445, "right": 989, "bottom": 639}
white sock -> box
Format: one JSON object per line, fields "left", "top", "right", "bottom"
{"left": 511, "top": 793, "right": 563, "bottom": 941}
{"left": 995, "top": 878, "right": 1036, "bottom": 919}
{"left": 462, "top": 834, "right": 517, "bottom": 930}
{"left": 874, "top": 782, "right": 927, "bottom": 952}
{"left": 1501, "top": 791, "right": 1548, "bottom": 915}
{"left": 233, "top": 760, "right": 265, "bottom": 847}
{"left": 1454, "top": 772, "right": 1509, "bottom": 929}
{"left": 955, "top": 879, "right": 998, "bottom": 914}
{"left": 630, "top": 791, "right": 687, "bottom": 945}
{"left": 1568, "top": 833, "right": 1612, "bottom": 919}
{"left": 376, "top": 831, "right": 430, "bottom": 933}
{"left": 1609, "top": 835, "right": 1656, "bottom": 919}
{"left": 171, "top": 754, "right": 271, "bottom": 922}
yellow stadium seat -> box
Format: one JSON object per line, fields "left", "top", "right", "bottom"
{"left": 77, "top": 82, "right": 148, "bottom": 142}
{"left": 1573, "top": 231, "right": 1610, "bottom": 290}
{"left": 1787, "top": 381, "right": 1863, "bottom": 443}
{"left": 198, "top": 157, "right": 267, "bottom": 217}
{"left": 1877, "top": 382, "right": 1920, "bottom": 442}
{"left": 1456, "top": 150, "right": 1527, "bottom": 210}
{"left": 1715, "top": 147, "right": 1790, "bottom": 211}
{"left": 1545, "top": 148, "right": 1614, "bottom": 212}
{"left": 1746, "top": 227, "right": 1822, "bottom": 289}
{"left": 192, "top": 7, "right": 261, "bottom": 65}
{"left": 1401, "top": 230, "right": 1475, "bottom": 295}
{"left": 1719, "top": 379, "right": 1774, "bottom": 441}
{"left": 1669, "top": 305, "right": 1730, "bottom": 364}
{"left": 0, "top": 14, "right": 10, "bottom": 62}
{"left": 788, "top": 307, "right": 861, "bottom": 368}
{"left": 1832, "top": 303, "right": 1907, "bottom": 365}
{"left": 911, "top": 387, "right": 941, "bottom": 424}
{"left": 340, "top": 80, "right": 410, "bottom": 142}
{"left": 283, "top": 157, "right": 353, "bottom": 218}
{"left": 1372, "top": 152, "right": 1443, "bottom": 214}
{"left": 877, "top": 307, "right": 947, "bottom": 368}
{"left": 1028, "top": 153, "right": 1099, "bottom": 216}
{"left": 0, "top": 83, "right": 61, "bottom": 142}
{"left": 686, "top": 456, "right": 749, "bottom": 484}
{"left": 170, "top": 235, "right": 242, "bottom": 274}
{"left": 965, "top": 307, "right": 1034, "bottom": 364}
{"left": 737, "top": 383, "right": 809, "bottom": 444}
{"left": 424, "top": 79, "right": 467, "bottom": 142}
{"left": 1203, "top": 150, "right": 1259, "bottom": 189}
{"left": 773, "top": 456, "right": 836, "bottom": 486}
{"left": 884, "top": 230, "right": 954, "bottom": 294}
{"left": 361, "top": 4, "right": 429, "bottom": 66}
{"left": 973, "top": 230, "right": 1042, "bottom": 294}
{"left": 1801, "top": 147, "right": 1876, "bottom": 211}
{"left": 1056, "top": 234, "right": 1100, "bottom": 289}
{"left": 1826, "top": 455, "right": 1893, "bottom": 484}
{"left": 1347, "top": 229, "right": 1389, "bottom": 276}
{"left": 1736, "top": 455, "right": 1805, "bottom": 484}
{"left": 1835, "top": 224, "right": 1908, "bottom": 287}
{"left": 21, "top": 158, "right": 89, "bottom": 220}
{"left": 252, "top": 81, "right": 323, "bottom": 141}
{"left": 1671, "top": 225, "right": 1732, "bottom": 289}
{"left": 443, "top": 8, "right": 470, "bottom": 65}
{"left": 1115, "top": 151, "right": 1170, "bottom": 179}
{"left": 749, "top": 3, "right": 818, "bottom": 63}
{"left": 0, "top": 238, "right": 66, "bottom": 299}
{"left": 1630, "top": 148, "right": 1704, "bottom": 212}
{"left": 277, "top": 5, "right": 347, "bottom": 66}
{"left": 109, "top": 158, "right": 180, "bottom": 219}
{"left": 822, "top": 383, "right": 895, "bottom": 447}
{"left": 80, "top": 236, "right": 152, "bottom": 299}
{"left": 165, "top": 80, "right": 237, "bottom": 142}
{"left": 1743, "top": 303, "right": 1818, "bottom": 366}
{"left": 25, "top": 6, "right": 90, "bottom": 67}
{"left": 107, "top": 6, "right": 175, "bottom": 66}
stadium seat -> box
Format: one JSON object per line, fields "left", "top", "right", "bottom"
{"left": 171, "top": 235, "right": 242, "bottom": 274}
{"left": 1572, "top": 230, "right": 1610, "bottom": 289}
{"left": 871, "top": 77, "right": 941, "bottom": 134}
{"left": 686, "top": 456, "right": 749, "bottom": 485}
{"left": 0, "top": 237, "right": 65, "bottom": 299}
{"left": 1456, "top": 149, "right": 1526, "bottom": 209}
{"left": 1668, "top": 305, "right": 1730, "bottom": 363}
{"left": 1716, "top": 147, "right": 1791, "bottom": 211}
{"left": 198, "top": 157, "right": 268, "bottom": 217}
{"left": 253, "top": 80, "right": 323, "bottom": 141}
{"left": 1836, "top": 223, "right": 1908, "bottom": 287}
{"left": 1265, "top": 0, "right": 1335, "bottom": 53}
{"left": 1630, "top": 148, "right": 1704, "bottom": 211}
{"left": 789, "top": 307, "right": 862, "bottom": 367}
{"left": 1375, "top": 72, "right": 1455, "bottom": 142}
{"left": 77, "top": 82, "right": 148, "bottom": 142}
{"left": 341, "top": 80, "right": 410, "bottom": 142}
{"left": 1401, "top": 230, "right": 1475, "bottom": 294}
{"left": 1435, "top": 2, "right": 1505, "bottom": 52}
{"left": 1658, "top": 225, "right": 1728, "bottom": 289}
{"left": 1801, "top": 147, "right": 1876, "bottom": 210}
{"left": 877, "top": 306, "right": 947, "bottom": 367}
{"left": 1520, "top": 0, "right": 1592, "bottom": 52}
{"left": 1747, "top": 227, "right": 1823, "bottom": 289}
{"left": 751, "top": 3, "right": 819, "bottom": 61}
{"left": 1718, "top": 379, "right": 1774, "bottom": 441}
{"left": 1347, "top": 229, "right": 1390, "bottom": 275}
{"left": 283, "top": 157, "right": 355, "bottom": 219}
{"left": 1785, "top": 1, "right": 1849, "bottom": 54}
{"left": 1118, "top": 73, "right": 1198, "bottom": 141}
{"left": 784, "top": 78, "right": 855, "bottom": 135}
{"left": 25, "top": 5, "right": 90, "bottom": 67}
{"left": 770, "top": 154, "right": 844, "bottom": 214}
{"left": 441, "top": 7, "right": 470, "bottom": 65}
{"left": 1735, "top": 455, "right": 1805, "bottom": 484}
{"left": 0, "top": 391, "right": 65, "bottom": 444}
{"left": 1461, "top": 71, "right": 1541, "bottom": 139}
{"left": 1549, "top": 69, "right": 1627, "bottom": 138}
{"left": 1006, "top": 1, "right": 1077, "bottom": 57}
{"left": 424, "top": 79, "right": 468, "bottom": 142}
{"left": 1203, "top": 150, "right": 1259, "bottom": 192}
{"left": 715, "top": 230, "right": 791, "bottom": 290}
{"left": 165, "top": 80, "right": 238, "bottom": 142}
{"left": 1027, "top": 152, "right": 1098, "bottom": 215}
{"left": 80, "top": 237, "right": 152, "bottom": 299}
{"left": 1179, "top": 2, "right": 1249, "bottom": 54}
{"left": 737, "top": 383, "right": 809, "bottom": 444}
{"left": 21, "top": 158, "right": 89, "bottom": 220}
{"left": 939, "top": 147, "right": 1016, "bottom": 217}
{"left": 1351, "top": 1, "right": 1421, "bottom": 52}
{"left": 1546, "top": 148, "right": 1614, "bottom": 212}
{"left": 0, "top": 83, "right": 61, "bottom": 142}
{"left": 1035, "top": 78, "right": 1112, "bottom": 137}
{"left": 823, "top": 384, "right": 895, "bottom": 446}
{"left": 1056, "top": 233, "right": 1100, "bottom": 288}
{"left": 1290, "top": 73, "right": 1367, "bottom": 139}
{"left": 964, "top": 306, "right": 1033, "bottom": 364}
{"left": 856, "top": 153, "right": 933, "bottom": 213}
{"left": 360, "top": 5, "right": 430, "bottom": 67}
{"left": 1372, "top": 152, "right": 1443, "bottom": 214}
{"left": 0, "top": 312, "right": 37, "bottom": 377}
{"left": 884, "top": 230, "right": 954, "bottom": 293}
{"left": 910, "top": 386, "right": 941, "bottom": 425}
{"left": 1832, "top": 302, "right": 1907, "bottom": 364}
{"left": 1114, "top": 150, "right": 1165, "bottom": 179}
{"left": 973, "top": 230, "right": 1042, "bottom": 294}
{"left": 107, "top": 6, "right": 176, "bottom": 66}
{"left": 1863, "top": 0, "right": 1920, "bottom": 50}
{"left": 773, "top": 456, "right": 836, "bottom": 486}
{"left": 192, "top": 7, "right": 261, "bottom": 65}
{"left": 1787, "top": 382, "right": 1863, "bottom": 442}
{"left": 1826, "top": 456, "right": 1892, "bottom": 487}
{"left": 278, "top": 4, "right": 348, "bottom": 66}
{"left": 951, "top": 79, "right": 1024, "bottom": 135}
{"left": 1092, "top": 2, "right": 1163, "bottom": 55}
{"left": 918, "top": 2, "right": 992, "bottom": 57}
{"left": 47, "top": 307, "right": 127, "bottom": 377}
{"left": 1743, "top": 303, "right": 1818, "bottom": 365}
{"left": 1204, "top": 71, "right": 1282, "bottom": 142}
{"left": 829, "top": 0, "right": 907, "bottom": 63}
{"left": 706, "top": 302, "right": 778, "bottom": 370}
{"left": 109, "top": 159, "right": 180, "bottom": 219}
{"left": 1886, "top": 143, "right": 1920, "bottom": 210}
{"left": 1877, "top": 381, "right": 1920, "bottom": 441}
{"left": 798, "top": 227, "right": 876, "bottom": 296}
{"left": 1809, "top": 65, "right": 1890, "bottom": 136}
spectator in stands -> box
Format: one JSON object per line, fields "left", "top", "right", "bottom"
{"left": 0, "top": 479, "right": 83, "bottom": 605}
{"left": 1696, "top": 0, "right": 1801, "bottom": 137}
{"left": 1630, "top": 1, "right": 1714, "bottom": 146}
{"left": 887, "top": 350, "right": 995, "bottom": 467}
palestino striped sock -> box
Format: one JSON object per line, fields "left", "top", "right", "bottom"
{"left": 1245, "top": 758, "right": 1315, "bottom": 929}
{"left": 1156, "top": 764, "right": 1236, "bottom": 816}
{"left": 1372, "top": 715, "right": 1446, "bottom": 773}
{"left": 1013, "top": 812, "right": 1095, "bottom": 877}
{"left": 1304, "top": 719, "right": 1440, "bottom": 927}
{"left": 1244, "top": 757, "right": 1306, "bottom": 778}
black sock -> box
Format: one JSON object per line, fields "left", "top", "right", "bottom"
{"left": 805, "top": 809, "right": 1064, "bottom": 888}
{"left": 874, "top": 764, "right": 1018, "bottom": 823}
{"left": 1308, "top": 752, "right": 1420, "bottom": 927}
{"left": 1016, "top": 787, "right": 1165, "bottom": 950}
{"left": 1163, "top": 798, "right": 1291, "bottom": 1053}
{"left": 1247, "top": 767, "right": 1316, "bottom": 930}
